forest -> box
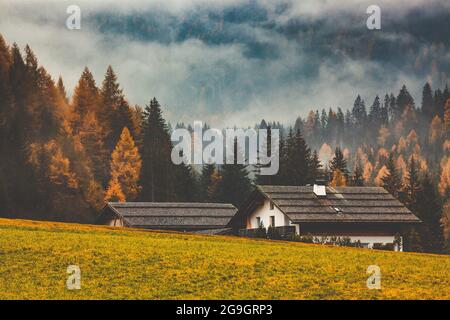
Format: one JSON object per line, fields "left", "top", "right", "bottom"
{"left": 0, "top": 34, "right": 449, "bottom": 253}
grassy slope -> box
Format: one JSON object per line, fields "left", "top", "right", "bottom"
{"left": 0, "top": 218, "right": 448, "bottom": 300}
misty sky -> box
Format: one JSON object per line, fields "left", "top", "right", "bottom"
{"left": 0, "top": 0, "right": 449, "bottom": 127}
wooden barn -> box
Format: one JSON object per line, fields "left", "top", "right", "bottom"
{"left": 229, "top": 185, "right": 421, "bottom": 251}
{"left": 97, "top": 202, "right": 237, "bottom": 234}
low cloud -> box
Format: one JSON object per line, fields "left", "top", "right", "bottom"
{"left": 0, "top": 0, "right": 448, "bottom": 128}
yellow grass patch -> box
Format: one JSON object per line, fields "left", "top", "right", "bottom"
{"left": 0, "top": 218, "right": 448, "bottom": 300}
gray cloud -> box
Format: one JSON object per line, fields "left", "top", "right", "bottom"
{"left": 0, "top": 0, "right": 448, "bottom": 128}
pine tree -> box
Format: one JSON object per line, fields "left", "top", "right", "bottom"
{"left": 309, "top": 150, "right": 322, "bottom": 183}
{"left": 139, "top": 98, "right": 174, "bottom": 201}
{"left": 352, "top": 95, "right": 367, "bottom": 129}
{"left": 0, "top": 35, "right": 13, "bottom": 215}
{"left": 172, "top": 150, "right": 198, "bottom": 202}
{"left": 216, "top": 138, "right": 252, "bottom": 207}
{"left": 100, "top": 66, "right": 135, "bottom": 153}
{"left": 329, "top": 147, "right": 349, "bottom": 180}
{"left": 414, "top": 174, "right": 445, "bottom": 253}
{"left": 106, "top": 127, "right": 142, "bottom": 201}
{"left": 421, "top": 82, "right": 434, "bottom": 119}
{"left": 397, "top": 85, "right": 415, "bottom": 113}
{"left": 77, "top": 111, "right": 108, "bottom": 184}
{"left": 200, "top": 163, "right": 216, "bottom": 201}
{"left": 284, "top": 129, "right": 311, "bottom": 185}
{"left": 405, "top": 156, "right": 421, "bottom": 208}
{"left": 369, "top": 95, "right": 382, "bottom": 126}
{"left": 381, "top": 153, "right": 403, "bottom": 198}
{"left": 71, "top": 67, "right": 99, "bottom": 134}
{"left": 381, "top": 94, "right": 390, "bottom": 125}
{"left": 208, "top": 169, "right": 222, "bottom": 202}
{"left": 351, "top": 159, "right": 364, "bottom": 186}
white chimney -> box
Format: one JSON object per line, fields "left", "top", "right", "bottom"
{"left": 313, "top": 184, "right": 326, "bottom": 197}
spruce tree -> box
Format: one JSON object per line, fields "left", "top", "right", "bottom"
{"left": 0, "top": 35, "right": 13, "bottom": 215}
{"left": 173, "top": 152, "right": 198, "bottom": 202}
{"left": 405, "top": 156, "right": 420, "bottom": 208}
{"left": 397, "top": 85, "right": 415, "bottom": 113}
{"left": 421, "top": 82, "right": 434, "bottom": 119}
{"left": 100, "top": 66, "right": 135, "bottom": 153}
{"left": 351, "top": 160, "right": 364, "bottom": 186}
{"left": 414, "top": 175, "right": 445, "bottom": 253}
{"left": 381, "top": 153, "right": 403, "bottom": 198}
{"left": 71, "top": 67, "right": 99, "bottom": 134}
{"left": 369, "top": 95, "right": 381, "bottom": 126}
{"left": 216, "top": 138, "right": 252, "bottom": 208}
{"left": 309, "top": 150, "right": 322, "bottom": 184}
{"left": 284, "top": 129, "right": 311, "bottom": 185}
{"left": 200, "top": 163, "right": 216, "bottom": 201}
{"left": 329, "top": 147, "right": 349, "bottom": 180}
{"left": 139, "top": 98, "right": 173, "bottom": 201}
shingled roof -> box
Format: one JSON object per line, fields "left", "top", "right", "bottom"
{"left": 232, "top": 185, "right": 420, "bottom": 225}
{"left": 98, "top": 202, "right": 237, "bottom": 231}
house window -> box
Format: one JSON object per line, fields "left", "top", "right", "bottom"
{"left": 256, "top": 217, "right": 261, "bottom": 228}
{"left": 270, "top": 201, "right": 274, "bottom": 210}
{"left": 270, "top": 216, "right": 275, "bottom": 227}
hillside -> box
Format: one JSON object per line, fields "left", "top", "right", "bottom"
{"left": 0, "top": 218, "right": 448, "bottom": 300}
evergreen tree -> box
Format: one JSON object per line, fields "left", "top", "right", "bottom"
{"left": 421, "top": 82, "right": 434, "bottom": 119}
{"left": 352, "top": 95, "right": 367, "bottom": 129}
{"left": 405, "top": 156, "right": 420, "bottom": 208}
{"left": 71, "top": 67, "right": 99, "bottom": 134}
{"left": 139, "top": 98, "right": 173, "bottom": 201}
{"left": 369, "top": 95, "right": 382, "bottom": 126}
{"left": 434, "top": 89, "right": 445, "bottom": 118}
{"left": 329, "top": 147, "right": 349, "bottom": 180}
{"left": 351, "top": 160, "right": 364, "bottom": 186}
{"left": 309, "top": 150, "right": 322, "bottom": 183}
{"left": 397, "top": 85, "right": 415, "bottom": 113}
{"left": 100, "top": 66, "right": 135, "bottom": 153}
{"left": 414, "top": 174, "right": 445, "bottom": 253}
{"left": 388, "top": 93, "right": 397, "bottom": 120}
{"left": 216, "top": 138, "right": 252, "bottom": 208}
{"left": 284, "top": 129, "right": 311, "bottom": 185}
{"left": 381, "top": 153, "right": 403, "bottom": 198}
{"left": 200, "top": 163, "right": 216, "bottom": 201}
{"left": 381, "top": 94, "right": 390, "bottom": 125}
{"left": 0, "top": 35, "right": 13, "bottom": 215}
{"left": 77, "top": 111, "right": 108, "bottom": 184}
{"left": 173, "top": 151, "right": 198, "bottom": 202}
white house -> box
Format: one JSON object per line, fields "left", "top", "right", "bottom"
{"left": 229, "top": 185, "right": 421, "bottom": 251}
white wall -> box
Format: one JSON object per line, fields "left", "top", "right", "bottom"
{"left": 108, "top": 218, "right": 124, "bottom": 227}
{"left": 306, "top": 235, "right": 402, "bottom": 251}
{"left": 247, "top": 199, "right": 299, "bottom": 233}
{"left": 246, "top": 199, "right": 403, "bottom": 251}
